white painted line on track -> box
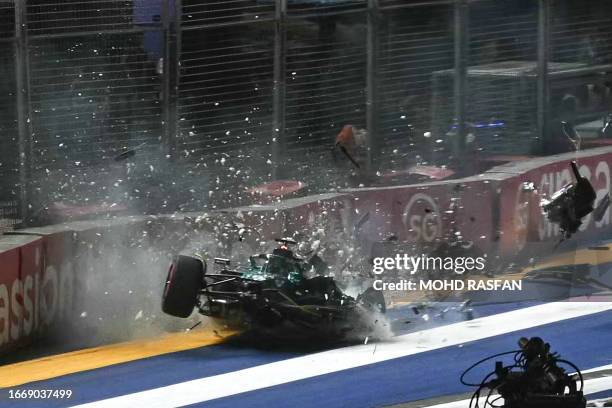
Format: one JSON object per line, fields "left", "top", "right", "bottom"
{"left": 70, "top": 302, "right": 612, "bottom": 408}
{"left": 419, "top": 373, "right": 612, "bottom": 408}
{"left": 583, "top": 364, "right": 612, "bottom": 374}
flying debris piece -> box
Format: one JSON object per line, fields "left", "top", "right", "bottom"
{"left": 275, "top": 237, "right": 298, "bottom": 246}
{"left": 600, "top": 113, "right": 612, "bottom": 138}
{"left": 114, "top": 142, "right": 146, "bottom": 162}
{"left": 521, "top": 181, "right": 536, "bottom": 192}
{"left": 338, "top": 145, "right": 360, "bottom": 169}
{"left": 541, "top": 161, "right": 596, "bottom": 239}
{"left": 593, "top": 192, "right": 611, "bottom": 223}
{"left": 187, "top": 320, "right": 203, "bottom": 332}
{"left": 458, "top": 299, "right": 474, "bottom": 320}
{"left": 408, "top": 165, "right": 455, "bottom": 180}
{"left": 353, "top": 212, "right": 370, "bottom": 237}
{"left": 459, "top": 299, "right": 472, "bottom": 309}
{"left": 248, "top": 180, "right": 306, "bottom": 197}
{"left": 114, "top": 149, "right": 136, "bottom": 162}
{"left": 214, "top": 257, "right": 231, "bottom": 266}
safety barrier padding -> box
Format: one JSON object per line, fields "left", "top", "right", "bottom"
{"left": 0, "top": 235, "right": 43, "bottom": 353}
{"left": 340, "top": 176, "right": 496, "bottom": 255}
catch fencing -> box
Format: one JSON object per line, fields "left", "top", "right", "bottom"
{"left": 0, "top": 0, "right": 611, "bottom": 227}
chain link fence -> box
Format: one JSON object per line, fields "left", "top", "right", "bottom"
{"left": 283, "top": 11, "right": 367, "bottom": 187}
{"left": 25, "top": 1, "right": 165, "bottom": 219}
{"left": 1, "top": 0, "right": 611, "bottom": 228}
{"left": 177, "top": 1, "right": 276, "bottom": 206}
{"left": 0, "top": 1, "right": 18, "bottom": 232}
{"left": 550, "top": 0, "right": 612, "bottom": 141}
{"left": 466, "top": 0, "right": 538, "bottom": 156}
{"left": 378, "top": 2, "right": 454, "bottom": 173}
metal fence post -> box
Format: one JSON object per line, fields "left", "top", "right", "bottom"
{"left": 162, "top": 0, "right": 172, "bottom": 156}
{"left": 14, "top": 0, "right": 32, "bottom": 225}
{"left": 271, "top": 0, "right": 287, "bottom": 180}
{"left": 537, "top": 0, "right": 550, "bottom": 154}
{"left": 163, "top": 0, "right": 181, "bottom": 159}
{"left": 366, "top": 0, "right": 380, "bottom": 174}
{"left": 454, "top": 0, "right": 468, "bottom": 158}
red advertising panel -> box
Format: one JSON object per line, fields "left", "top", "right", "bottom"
{"left": 19, "top": 238, "right": 44, "bottom": 339}
{"left": 0, "top": 235, "right": 43, "bottom": 352}
{"left": 33, "top": 229, "right": 77, "bottom": 329}
{"left": 0, "top": 244, "right": 20, "bottom": 352}
{"left": 345, "top": 178, "right": 495, "bottom": 255}
{"left": 282, "top": 194, "right": 350, "bottom": 237}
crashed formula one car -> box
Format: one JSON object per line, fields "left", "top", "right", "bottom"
{"left": 162, "top": 238, "right": 386, "bottom": 339}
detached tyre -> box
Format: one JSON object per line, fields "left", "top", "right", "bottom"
{"left": 162, "top": 255, "right": 205, "bottom": 318}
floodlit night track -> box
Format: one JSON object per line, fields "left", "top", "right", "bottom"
{"left": 2, "top": 1, "right": 612, "bottom": 407}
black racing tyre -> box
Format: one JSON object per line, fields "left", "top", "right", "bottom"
{"left": 162, "top": 255, "right": 205, "bottom": 318}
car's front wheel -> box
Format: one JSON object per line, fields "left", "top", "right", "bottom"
{"left": 162, "top": 255, "right": 205, "bottom": 318}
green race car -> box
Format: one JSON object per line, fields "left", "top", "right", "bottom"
{"left": 162, "top": 238, "right": 386, "bottom": 339}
